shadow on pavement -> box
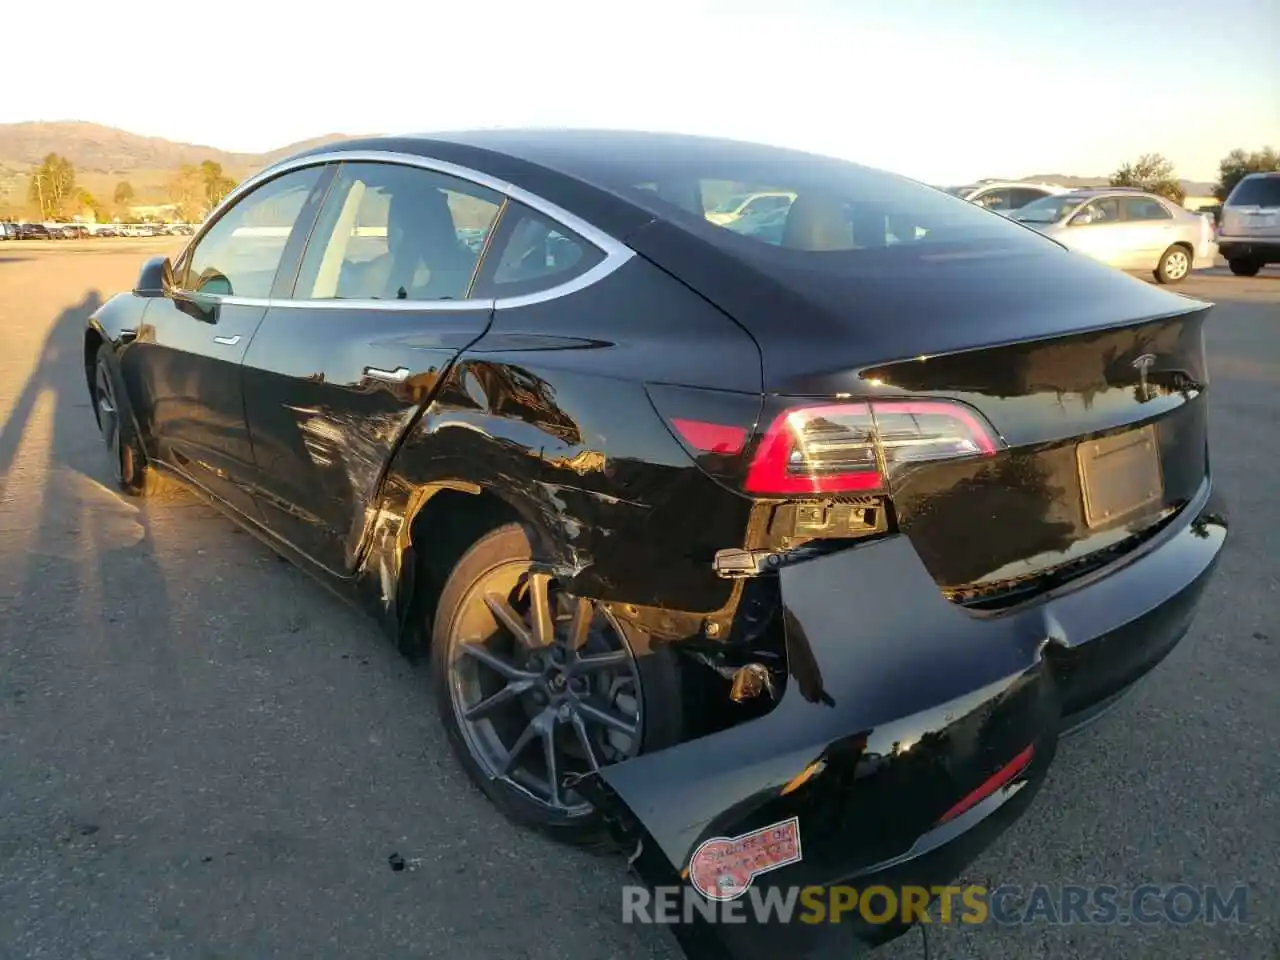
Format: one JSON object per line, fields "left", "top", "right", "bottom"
{"left": 0, "top": 286, "right": 179, "bottom": 734}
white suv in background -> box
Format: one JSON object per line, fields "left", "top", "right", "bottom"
{"left": 944, "top": 180, "right": 1067, "bottom": 214}
{"left": 1217, "top": 172, "right": 1280, "bottom": 276}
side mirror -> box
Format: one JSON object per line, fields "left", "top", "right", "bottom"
{"left": 1069, "top": 213, "right": 1094, "bottom": 226}
{"left": 134, "top": 256, "right": 174, "bottom": 297}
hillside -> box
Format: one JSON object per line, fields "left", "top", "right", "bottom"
{"left": 0, "top": 121, "right": 363, "bottom": 213}
{"left": 0, "top": 121, "right": 360, "bottom": 175}
{"left": 0, "top": 121, "right": 1223, "bottom": 217}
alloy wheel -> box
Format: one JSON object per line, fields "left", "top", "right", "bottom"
{"left": 1164, "top": 250, "right": 1189, "bottom": 281}
{"left": 447, "top": 563, "right": 643, "bottom": 816}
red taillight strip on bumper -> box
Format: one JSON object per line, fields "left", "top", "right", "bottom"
{"left": 936, "top": 743, "right": 1036, "bottom": 826}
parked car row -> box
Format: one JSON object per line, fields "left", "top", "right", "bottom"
{"left": 0, "top": 221, "right": 195, "bottom": 240}
{"left": 721, "top": 179, "right": 1248, "bottom": 285}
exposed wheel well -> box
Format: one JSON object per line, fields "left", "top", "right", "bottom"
{"left": 400, "top": 488, "right": 523, "bottom": 654}
{"left": 84, "top": 329, "right": 104, "bottom": 390}
{"left": 84, "top": 329, "right": 104, "bottom": 426}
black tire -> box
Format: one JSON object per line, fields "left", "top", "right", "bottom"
{"left": 1227, "top": 258, "right": 1261, "bottom": 277}
{"left": 92, "top": 346, "right": 162, "bottom": 496}
{"left": 1153, "top": 245, "right": 1192, "bottom": 284}
{"left": 430, "top": 522, "right": 683, "bottom": 848}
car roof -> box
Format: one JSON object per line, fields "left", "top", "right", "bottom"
{"left": 402, "top": 127, "right": 820, "bottom": 171}
{"left": 277, "top": 128, "right": 897, "bottom": 242}
{"left": 288, "top": 128, "right": 835, "bottom": 184}
{"left": 971, "top": 180, "right": 1060, "bottom": 189}
{"left": 1061, "top": 188, "right": 1166, "bottom": 200}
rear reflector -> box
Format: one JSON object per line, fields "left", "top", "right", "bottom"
{"left": 937, "top": 743, "right": 1035, "bottom": 825}
{"left": 744, "top": 399, "right": 1000, "bottom": 496}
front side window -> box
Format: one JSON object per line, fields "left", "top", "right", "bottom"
{"left": 294, "top": 162, "right": 503, "bottom": 302}
{"left": 1124, "top": 197, "right": 1172, "bottom": 221}
{"left": 472, "top": 202, "right": 604, "bottom": 298}
{"left": 183, "top": 166, "right": 324, "bottom": 298}
{"left": 1013, "top": 194, "right": 1088, "bottom": 224}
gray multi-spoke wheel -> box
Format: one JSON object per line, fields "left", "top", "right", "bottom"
{"left": 430, "top": 523, "right": 682, "bottom": 845}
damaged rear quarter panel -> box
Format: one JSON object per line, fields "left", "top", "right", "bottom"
{"left": 365, "top": 256, "right": 765, "bottom": 637}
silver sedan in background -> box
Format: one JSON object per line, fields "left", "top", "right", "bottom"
{"left": 1011, "top": 188, "right": 1217, "bottom": 284}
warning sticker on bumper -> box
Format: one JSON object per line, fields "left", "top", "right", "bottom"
{"left": 688, "top": 817, "right": 803, "bottom": 901}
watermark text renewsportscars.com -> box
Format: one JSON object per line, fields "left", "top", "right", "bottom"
{"left": 622, "top": 883, "right": 1251, "bottom": 927}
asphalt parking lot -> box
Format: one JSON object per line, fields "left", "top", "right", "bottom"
{"left": 1, "top": 238, "right": 1276, "bottom": 960}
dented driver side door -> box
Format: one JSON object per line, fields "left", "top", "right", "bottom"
{"left": 240, "top": 159, "right": 505, "bottom": 575}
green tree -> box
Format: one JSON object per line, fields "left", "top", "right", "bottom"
{"left": 113, "top": 180, "right": 135, "bottom": 210}
{"left": 27, "top": 153, "right": 77, "bottom": 218}
{"left": 1214, "top": 147, "right": 1280, "bottom": 201}
{"left": 75, "top": 188, "right": 106, "bottom": 221}
{"left": 167, "top": 164, "right": 206, "bottom": 221}
{"left": 199, "top": 160, "right": 236, "bottom": 210}
{"left": 1110, "top": 153, "right": 1185, "bottom": 204}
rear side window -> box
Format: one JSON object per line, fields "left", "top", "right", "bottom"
{"left": 1227, "top": 176, "right": 1280, "bottom": 207}
{"left": 1123, "top": 197, "right": 1173, "bottom": 221}
{"left": 472, "top": 202, "right": 604, "bottom": 299}
{"left": 1074, "top": 197, "right": 1121, "bottom": 224}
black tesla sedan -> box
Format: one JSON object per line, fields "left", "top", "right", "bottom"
{"left": 85, "top": 130, "right": 1226, "bottom": 957}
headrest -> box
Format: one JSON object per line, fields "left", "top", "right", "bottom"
{"left": 387, "top": 186, "right": 458, "bottom": 248}
{"left": 781, "top": 193, "right": 853, "bottom": 251}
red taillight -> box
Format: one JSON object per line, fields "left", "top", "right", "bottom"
{"left": 670, "top": 418, "right": 748, "bottom": 455}
{"left": 744, "top": 399, "right": 1000, "bottom": 496}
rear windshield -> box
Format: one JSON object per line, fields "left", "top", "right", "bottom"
{"left": 1228, "top": 176, "right": 1280, "bottom": 207}
{"left": 583, "top": 152, "right": 1052, "bottom": 261}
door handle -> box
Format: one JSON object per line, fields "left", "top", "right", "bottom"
{"left": 363, "top": 366, "right": 411, "bottom": 383}
{"left": 213, "top": 335, "right": 241, "bottom": 345}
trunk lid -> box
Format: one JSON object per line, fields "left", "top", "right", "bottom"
{"left": 856, "top": 309, "right": 1210, "bottom": 604}
{"left": 629, "top": 219, "right": 1213, "bottom": 604}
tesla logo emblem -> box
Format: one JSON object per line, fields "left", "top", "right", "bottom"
{"left": 1132, "top": 354, "right": 1157, "bottom": 402}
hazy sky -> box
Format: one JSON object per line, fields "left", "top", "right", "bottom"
{"left": 5, "top": 0, "right": 1278, "bottom": 184}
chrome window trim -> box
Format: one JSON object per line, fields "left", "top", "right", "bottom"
{"left": 178, "top": 148, "right": 635, "bottom": 313}
{"left": 178, "top": 291, "right": 273, "bottom": 309}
